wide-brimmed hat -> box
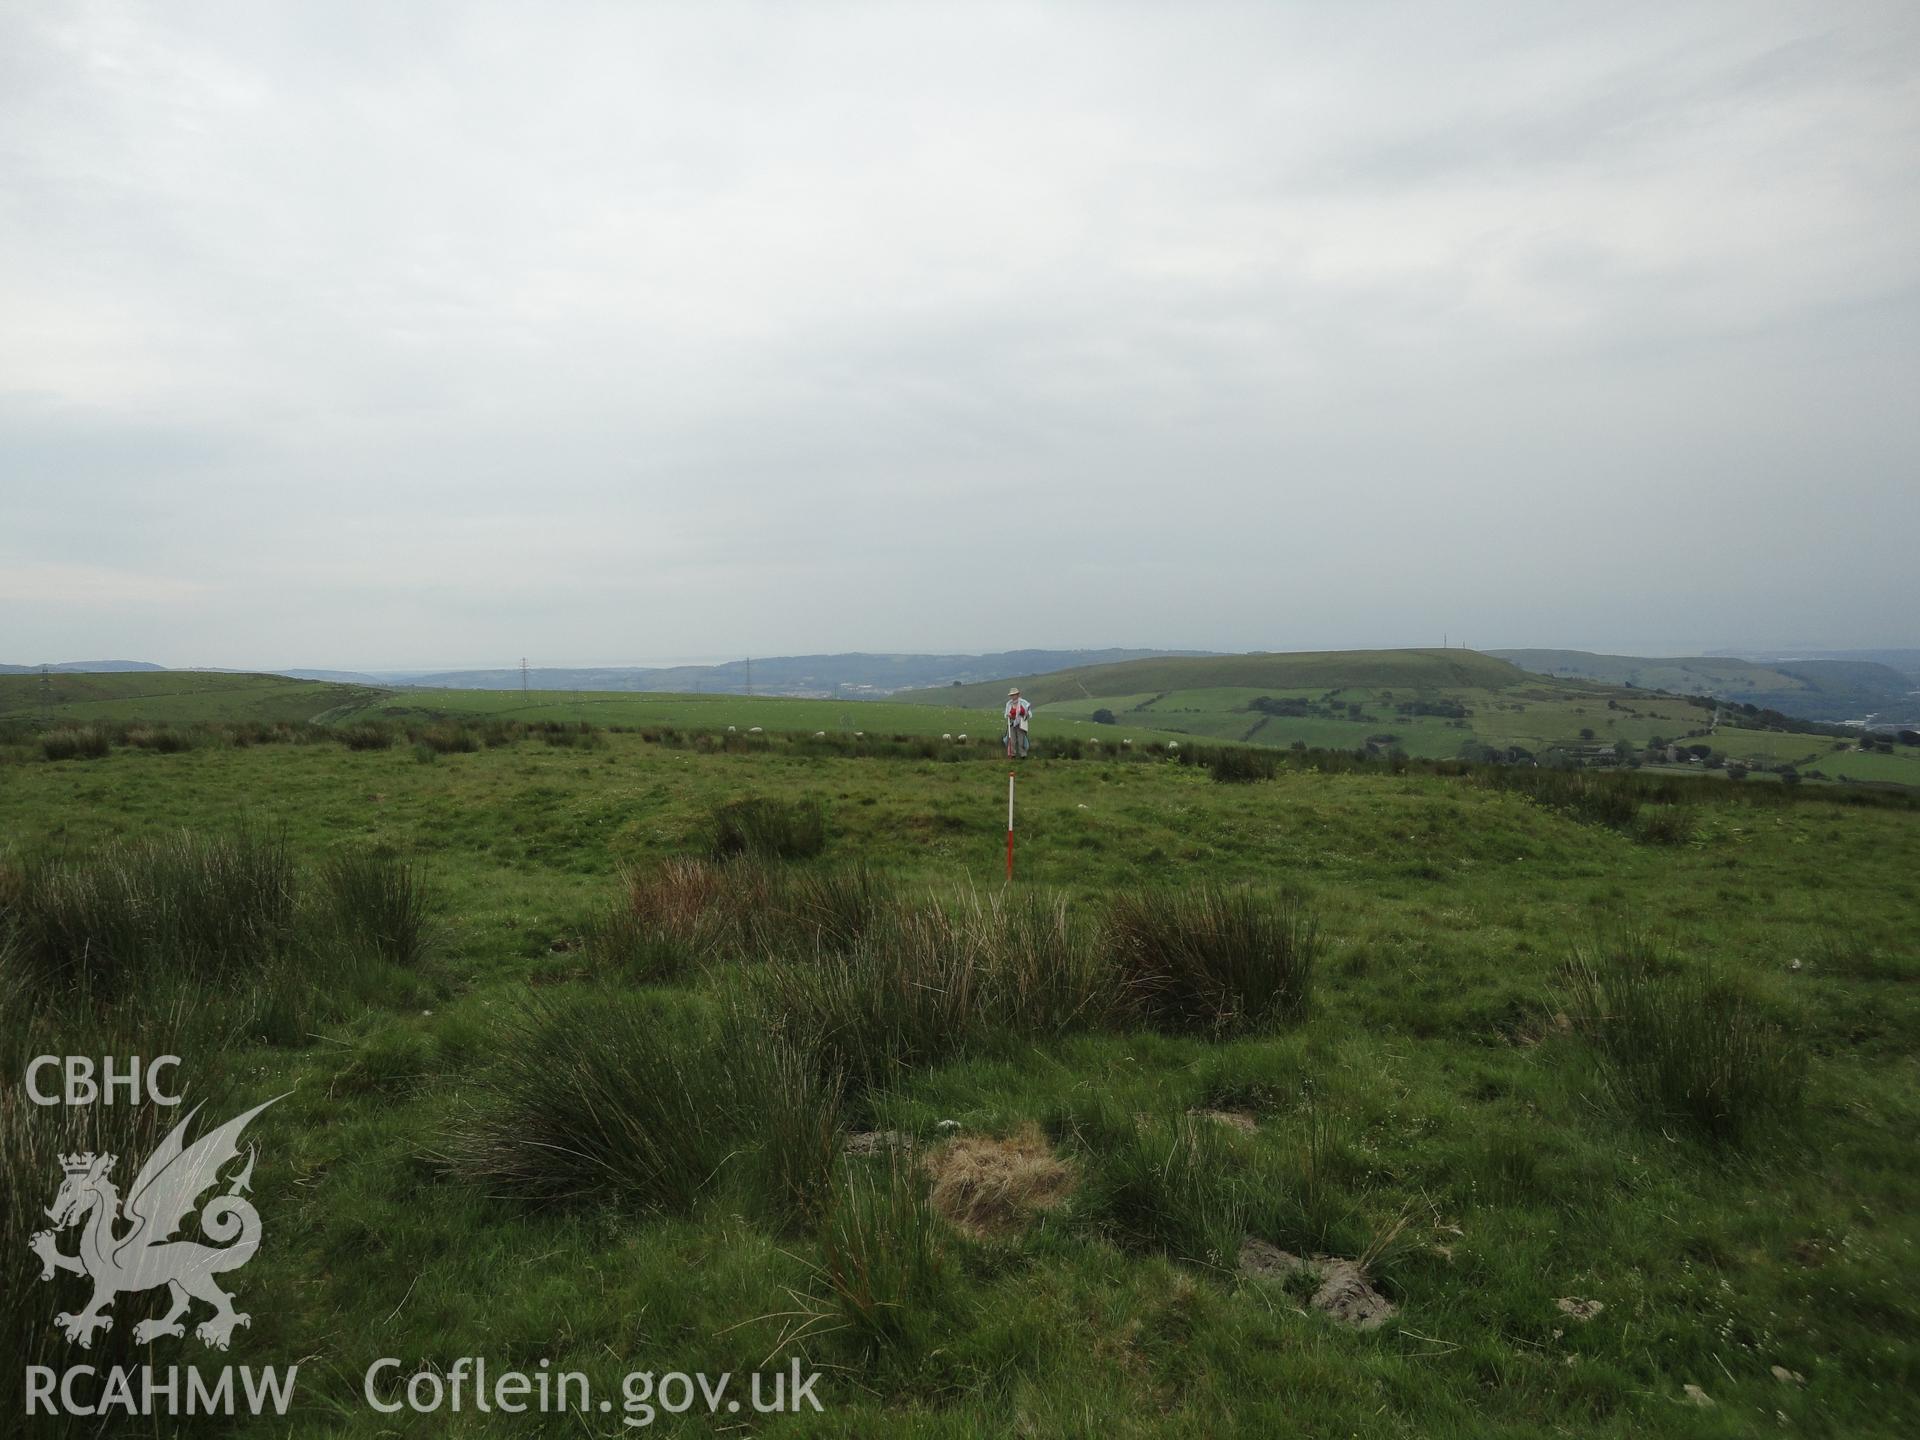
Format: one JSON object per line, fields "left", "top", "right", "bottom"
{"left": 1008, "top": 688, "right": 1020, "bottom": 696}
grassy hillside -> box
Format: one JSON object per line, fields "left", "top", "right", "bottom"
{"left": 1031, "top": 684, "right": 1714, "bottom": 760}
{"left": 898, "top": 649, "right": 1920, "bottom": 786}
{"left": 348, "top": 686, "right": 1208, "bottom": 748}
{"left": 0, "top": 670, "right": 388, "bottom": 725}
{"left": 0, "top": 674, "right": 1207, "bottom": 750}
{"left": 376, "top": 649, "right": 1211, "bottom": 696}
{"left": 1491, "top": 649, "right": 1801, "bottom": 695}
{"left": 1494, "top": 649, "right": 1917, "bottom": 724}
{"left": 2, "top": 727, "right": 1916, "bottom": 1437}
{"left": 12, "top": 667, "right": 1917, "bottom": 787}
{"left": 909, "top": 649, "right": 1529, "bottom": 709}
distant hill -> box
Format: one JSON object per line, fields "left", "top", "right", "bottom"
{"left": 896, "top": 646, "right": 1748, "bottom": 765}
{"left": 7, "top": 652, "right": 1205, "bottom": 698}
{"left": 0, "top": 671, "right": 388, "bottom": 725}
{"left": 1709, "top": 649, "right": 1920, "bottom": 685}
{"left": 6, "top": 660, "right": 1913, "bottom": 787}
{"left": 1, "top": 650, "right": 1211, "bottom": 697}
{"left": 338, "top": 650, "right": 1213, "bottom": 697}
{"left": 275, "top": 668, "right": 394, "bottom": 685}
{"left": 1491, "top": 650, "right": 1917, "bottom": 724}
{"left": 904, "top": 649, "right": 1529, "bottom": 709}
{"left": 0, "top": 660, "right": 166, "bottom": 674}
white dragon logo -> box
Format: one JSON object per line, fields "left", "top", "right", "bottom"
{"left": 29, "top": 1096, "right": 283, "bottom": 1351}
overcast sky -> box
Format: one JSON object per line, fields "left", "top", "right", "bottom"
{"left": 2, "top": 1, "right": 1915, "bottom": 669}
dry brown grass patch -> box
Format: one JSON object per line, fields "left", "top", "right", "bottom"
{"left": 923, "top": 1123, "right": 1077, "bottom": 1238}
{"left": 614, "top": 856, "right": 779, "bottom": 960}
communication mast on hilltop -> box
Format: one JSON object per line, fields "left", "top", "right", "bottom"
{"left": 743, "top": 657, "right": 752, "bottom": 697}
{"left": 39, "top": 664, "right": 55, "bottom": 725}
{"left": 520, "top": 657, "right": 529, "bottom": 694}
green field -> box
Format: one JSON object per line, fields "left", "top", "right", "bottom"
{"left": 911, "top": 651, "right": 1920, "bottom": 786}
{"left": 913, "top": 648, "right": 1530, "bottom": 709}
{"left": 14, "top": 664, "right": 1913, "bottom": 790}
{"left": 1489, "top": 649, "right": 1807, "bottom": 696}
{"left": 0, "top": 672, "right": 1205, "bottom": 751}
{"left": 1803, "top": 747, "right": 1920, "bottom": 785}
{"left": 4, "top": 698, "right": 1918, "bottom": 1437}
{"left": 357, "top": 685, "right": 1205, "bottom": 748}
{"left": 0, "top": 671, "right": 388, "bottom": 725}
{"left": 1491, "top": 650, "right": 1919, "bottom": 726}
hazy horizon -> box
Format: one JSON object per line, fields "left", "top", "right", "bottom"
{"left": 4, "top": 2, "right": 1916, "bottom": 668}
{"left": 8, "top": 639, "right": 1917, "bottom": 678}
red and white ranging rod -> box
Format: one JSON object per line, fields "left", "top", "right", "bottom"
{"left": 1006, "top": 770, "right": 1015, "bottom": 881}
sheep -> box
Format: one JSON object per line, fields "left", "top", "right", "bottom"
{"left": 726, "top": 725, "right": 736, "bottom": 733}
{"left": 814, "top": 731, "right": 826, "bottom": 738}
{"left": 942, "top": 733, "right": 952, "bottom": 740}
{"left": 956, "top": 732, "right": 967, "bottom": 741}
{"left": 854, "top": 731, "right": 864, "bottom": 737}
{"left": 748, "top": 726, "right": 763, "bottom": 735}
{"left": 1168, "top": 741, "right": 1180, "bottom": 750}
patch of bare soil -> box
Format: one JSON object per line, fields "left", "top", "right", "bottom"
{"left": 923, "top": 1123, "right": 1077, "bottom": 1238}
{"left": 1238, "top": 1238, "right": 1398, "bottom": 1330}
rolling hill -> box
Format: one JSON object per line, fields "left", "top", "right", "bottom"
{"left": 907, "top": 649, "right": 1528, "bottom": 709}
{"left": 372, "top": 649, "right": 1212, "bottom": 696}
{"left": 0, "top": 670, "right": 390, "bottom": 725}
{"left": 0, "top": 650, "right": 1215, "bottom": 698}
{"left": 0, "top": 659, "right": 165, "bottom": 674}
{"left": 0, "top": 670, "right": 1206, "bottom": 748}
{"left": 902, "top": 647, "right": 1920, "bottom": 784}
{"left": 6, "top": 656, "right": 1914, "bottom": 787}
{"left": 1491, "top": 649, "right": 1918, "bottom": 725}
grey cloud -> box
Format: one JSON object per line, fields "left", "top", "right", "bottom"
{"left": 1, "top": 1, "right": 1915, "bottom": 668}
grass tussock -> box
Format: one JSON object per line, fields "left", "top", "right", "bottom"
{"left": 753, "top": 889, "right": 1113, "bottom": 1092}
{"left": 0, "top": 829, "right": 434, "bottom": 1053}
{"left": 320, "top": 851, "right": 437, "bottom": 967}
{"left": 1063, "top": 1105, "right": 1277, "bottom": 1267}
{"left": 582, "top": 859, "right": 889, "bottom": 975}
{"left": 125, "top": 726, "right": 195, "bottom": 753}
{"left": 733, "top": 1020, "right": 846, "bottom": 1232}
{"left": 1204, "top": 746, "right": 1280, "bottom": 783}
{"left": 41, "top": 727, "right": 110, "bottom": 761}
{"left": 452, "top": 991, "right": 844, "bottom": 1225}
{"left": 419, "top": 724, "right": 480, "bottom": 754}
{"left": 590, "top": 865, "right": 1321, "bottom": 1095}
{"left": 758, "top": 864, "right": 888, "bottom": 955}
{"left": 1633, "top": 806, "right": 1698, "bottom": 845}
{"left": 1564, "top": 934, "right": 1806, "bottom": 1144}
{"left": 1104, "top": 885, "right": 1319, "bottom": 1035}
{"left": 538, "top": 722, "right": 606, "bottom": 749}
{"left": 626, "top": 856, "right": 766, "bottom": 951}
{"left": 707, "top": 796, "right": 827, "bottom": 861}
{"left": 1, "top": 828, "right": 295, "bottom": 998}
{"left": 1060, "top": 1099, "right": 1362, "bottom": 1268}
{"left": 452, "top": 991, "right": 742, "bottom": 1212}
{"left": 801, "top": 1157, "right": 947, "bottom": 1355}
{"left": 578, "top": 896, "right": 701, "bottom": 981}
{"left": 338, "top": 723, "right": 396, "bottom": 751}
{"left": 923, "top": 1124, "right": 1076, "bottom": 1238}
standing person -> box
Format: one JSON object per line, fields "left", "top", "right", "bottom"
{"left": 1004, "top": 688, "right": 1031, "bottom": 758}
